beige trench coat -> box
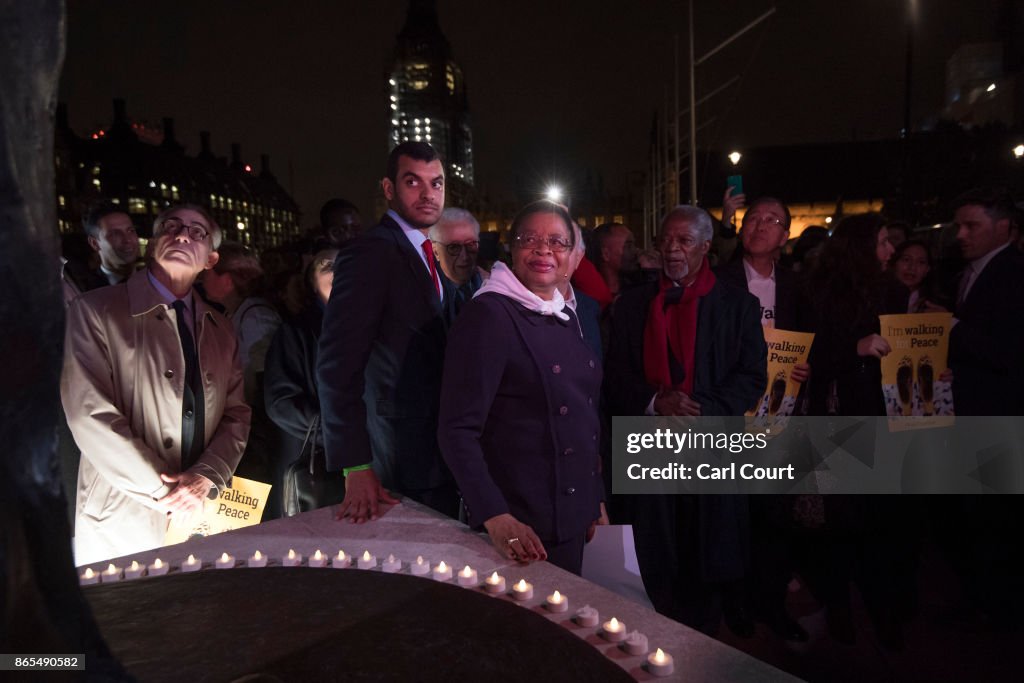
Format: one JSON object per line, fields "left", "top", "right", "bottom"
{"left": 62, "top": 269, "right": 251, "bottom": 565}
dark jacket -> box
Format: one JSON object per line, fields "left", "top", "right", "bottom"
{"left": 606, "top": 278, "right": 768, "bottom": 417}
{"left": 605, "top": 277, "right": 767, "bottom": 621}
{"left": 574, "top": 289, "right": 604, "bottom": 362}
{"left": 265, "top": 304, "right": 324, "bottom": 457}
{"left": 950, "top": 245, "right": 1024, "bottom": 416}
{"left": 713, "top": 258, "right": 811, "bottom": 333}
{"left": 438, "top": 293, "right": 603, "bottom": 544}
{"left": 317, "top": 214, "right": 454, "bottom": 495}
{"left": 807, "top": 278, "right": 908, "bottom": 416}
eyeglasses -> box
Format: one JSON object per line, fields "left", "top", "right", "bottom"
{"left": 158, "top": 217, "right": 210, "bottom": 242}
{"left": 513, "top": 234, "right": 571, "bottom": 253}
{"left": 745, "top": 214, "right": 785, "bottom": 228}
{"left": 434, "top": 240, "right": 480, "bottom": 256}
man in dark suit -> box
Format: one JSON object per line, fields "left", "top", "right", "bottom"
{"left": 317, "top": 141, "right": 458, "bottom": 522}
{"left": 715, "top": 197, "right": 811, "bottom": 642}
{"left": 82, "top": 202, "right": 140, "bottom": 289}
{"left": 945, "top": 187, "right": 1024, "bottom": 627}
{"left": 606, "top": 205, "right": 766, "bottom": 636}
{"left": 950, "top": 187, "right": 1024, "bottom": 416}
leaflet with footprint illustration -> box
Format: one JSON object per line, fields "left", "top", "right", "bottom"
{"left": 747, "top": 327, "right": 815, "bottom": 434}
{"left": 879, "top": 312, "right": 955, "bottom": 431}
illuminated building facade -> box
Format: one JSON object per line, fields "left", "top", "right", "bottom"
{"left": 388, "top": 0, "right": 474, "bottom": 202}
{"left": 55, "top": 99, "right": 300, "bottom": 253}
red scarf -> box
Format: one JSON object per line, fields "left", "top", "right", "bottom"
{"left": 643, "top": 258, "right": 716, "bottom": 396}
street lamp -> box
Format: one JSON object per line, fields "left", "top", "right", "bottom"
{"left": 987, "top": 83, "right": 997, "bottom": 93}
{"left": 545, "top": 185, "right": 563, "bottom": 202}
{"left": 1014, "top": 144, "right": 1024, "bottom": 160}
{"left": 728, "top": 151, "right": 742, "bottom": 166}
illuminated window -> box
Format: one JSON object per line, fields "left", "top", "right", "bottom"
{"left": 446, "top": 65, "right": 455, "bottom": 93}
{"left": 128, "top": 197, "right": 147, "bottom": 214}
{"left": 578, "top": 217, "right": 588, "bottom": 227}
{"left": 613, "top": 215, "right": 624, "bottom": 224}
{"left": 92, "top": 165, "right": 101, "bottom": 176}
{"left": 58, "top": 195, "right": 66, "bottom": 208}
{"left": 595, "top": 216, "right": 605, "bottom": 225}
{"left": 411, "top": 80, "right": 428, "bottom": 90}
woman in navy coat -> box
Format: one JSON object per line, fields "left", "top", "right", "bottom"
{"left": 438, "top": 201, "right": 604, "bottom": 575}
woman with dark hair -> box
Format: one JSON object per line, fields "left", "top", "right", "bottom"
{"left": 264, "top": 248, "right": 342, "bottom": 517}
{"left": 438, "top": 200, "right": 605, "bottom": 574}
{"left": 892, "top": 239, "right": 948, "bottom": 312}
{"left": 804, "top": 213, "right": 917, "bottom": 649}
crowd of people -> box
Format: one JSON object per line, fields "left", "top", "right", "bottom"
{"left": 58, "top": 140, "right": 1024, "bottom": 654}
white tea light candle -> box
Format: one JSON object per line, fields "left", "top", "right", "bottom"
{"left": 80, "top": 567, "right": 99, "bottom": 585}
{"left": 215, "top": 553, "right": 235, "bottom": 569}
{"left": 148, "top": 558, "right": 169, "bottom": 576}
{"left": 358, "top": 551, "right": 376, "bottom": 570}
{"left": 456, "top": 565, "right": 478, "bottom": 586}
{"left": 622, "top": 630, "right": 648, "bottom": 656}
{"left": 248, "top": 550, "right": 268, "bottom": 568}
{"left": 544, "top": 590, "right": 568, "bottom": 613}
{"left": 101, "top": 563, "right": 122, "bottom": 583}
{"left": 332, "top": 550, "right": 351, "bottom": 568}
{"left": 432, "top": 561, "right": 453, "bottom": 582}
{"left": 647, "top": 648, "right": 674, "bottom": 676}
{"left": 601, "top": 617, "right": 626, "bottom": 642}
{"left": 511, "top": 579, "right": 534, "bottom": 601}
{"left": 308, "top": 550, "right": 327, "bottom": 568}
{"left": 283, "top": 549, "right": 302, "bottom": 567}
{"left": 181, "top": 555, "right": 202, "bottom": 573}
{"left": 574, "top": 605, "right": 599, "bottom": 627}
{"left": 483, "top": 572, "right": 506, "bottom": 593}
{"left": 124, "top": 560, "right": 146, "bottom": 580}
{"left": 410, "top": 555, "right": 430, "bottom": 575}
{"left": 382, "top": 554, "right": 402, "bottom": 573}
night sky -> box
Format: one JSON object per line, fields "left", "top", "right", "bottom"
{"left": 60, "top": 0, "right": 1006, "bottom": 225}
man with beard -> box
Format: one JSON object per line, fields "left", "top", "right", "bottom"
{"left": 318, "top": 141, "right": 459, "bottom": 522}
{"left": 606, "top": 205, "right": 766, "bottom": 636}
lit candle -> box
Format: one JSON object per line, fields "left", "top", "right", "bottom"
{"left": 456, "top": 565, "right": 478, "bottom": 586}
{"left": 646, "top": 648, "right": 674, "bottom": 677}
{"left": 215, "top": 552, "right": 235, "bottom": 569}
{"left": 483, "top": 571, "right": 506, "bottom": 593}
{"left": 601, "top": 617, "right": 626, "bottom": 642}
{"left": 574, "top": 605, "right": 599, "bottom": 628}
{"left": 409, "top": 555, "right": 430, "bottom": 576}
{"left": 283, "top": 549, "right": 302, "bottom": 567}
{"left": 357, "top": 550, "right": 376, "bottom": 570}
{"left": 432, "top": 561, "right": 453, "bottom": 582}
{"left": 248, "top": 550, "right": 268, "bottom": 568}
{"left": 101, "top": 563, "right": 122, "bottom": 583}
{"left": 79, "top": 567, "right": 99, "bottom": 586}
{"left": 622, "top": 630, "right": 648, "bottom": 656}
{"left": 124, "top": 560, "right": 146, "bottom": 580}
{"left": 382, "top": 554, "right": 402, "bottom": 573}
{"left": 181, "top": 554, "right": 202, "bottom": 572}
{"left": 332, "top": 550, "right": 351, "bottom": 569}
{"left": 511, "top": 579, "right": 533, "bottom": 601}
{"left": 544, "top": 590, "right": 568, "bottom": 613}
{"left": 308, "top": 549, "right": 327, "bottom": 568}
{"left": 148, "top": 558, "right": 169, "bottom": 576}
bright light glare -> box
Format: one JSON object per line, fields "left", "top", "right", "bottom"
{"left": 1014, "top": 144, "right": 1024, "bottom": 159}
{"left": 728, "top": 151, "right": 742, "bottom": 165}
{"left": 545, "top": 185, "right": 563, "bottom": 202}
{"left": 987, "top": 83, "right": 997, "bottom": 93}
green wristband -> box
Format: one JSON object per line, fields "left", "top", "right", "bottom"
{"left": 342, "top": 464, "right": 373, "bottom": 477}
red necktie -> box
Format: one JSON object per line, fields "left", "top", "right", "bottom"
{"left": 421, "top": 240, "right": 440, "bottom": 297}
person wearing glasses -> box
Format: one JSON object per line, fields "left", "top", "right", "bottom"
{"left": 438, "top": 200, "right": 604, "bottom": 574}
{"left": 430, "top": 207, "right": 483, "bottom": 314}
{"left": 714, "top": 197, "right": 813, "bottom": 642}
{"left": 62, "top": 203, "right": 251, "bottom": 565}
{"left": 605, "top": 205, "right": 766, "bottom": 636}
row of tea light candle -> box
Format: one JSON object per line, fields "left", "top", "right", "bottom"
{"left": 80, "top": 549, "right": 674, "bottom": 676}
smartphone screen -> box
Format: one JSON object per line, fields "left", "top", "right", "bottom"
{"left": 726, "top": 174, "right": 744, "bottom": 196}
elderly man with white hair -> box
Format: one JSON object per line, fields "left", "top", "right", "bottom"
{"left": 430, "top": 207, "right": 484, "bottom": 314}
{"left": 605, "top": 204, "right": 766, "bottom": 638}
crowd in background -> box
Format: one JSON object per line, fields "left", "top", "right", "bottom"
{"left": 58, "top": 140, "right": 1024, "bottom": 660}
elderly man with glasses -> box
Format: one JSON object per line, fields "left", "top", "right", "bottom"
{"left": 430, "top": 207, "right": 484, "bottom": 314}
{"left": 62, "top": 203, "right": 251, "bottom": 565}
